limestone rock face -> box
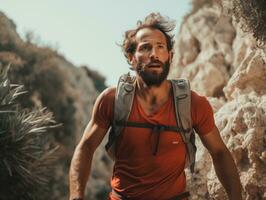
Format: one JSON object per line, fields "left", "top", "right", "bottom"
{"left": 224, "top": 46, "right": 266, "bottom": 100}
{"left": 0, "top": 11, "right": 111, "bottom": 200}
{"left": 170, "top": 3, "right": 266, "bottom": 200}
{"left": 212, "top": 93, "right": 266, "bottom": 200}
{"left": 169, "top": 6, "right": 236, "bottom": 97}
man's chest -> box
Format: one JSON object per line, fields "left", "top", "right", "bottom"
{"left": 115, "top": 97, "right": 186, "bottom": 158}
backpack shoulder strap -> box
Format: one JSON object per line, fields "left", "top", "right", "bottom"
{"left": 105, "top": 73, "right": 136, "bottom": 159}
{"left": 114, "top": 73, "right": 136, "bottom": 124}
{"left": 170, "top": 79, "right": 196, "bottom": 173}
{"left": 170, "top": 79, "right": 192, "bottom": 133}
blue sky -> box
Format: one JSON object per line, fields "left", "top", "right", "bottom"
{"left": 1, "top": 1, "right": 191, "bottom": 86}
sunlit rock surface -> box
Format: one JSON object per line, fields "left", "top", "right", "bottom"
{"left": 170, "top": 2, "right": 266, "bottom": 200}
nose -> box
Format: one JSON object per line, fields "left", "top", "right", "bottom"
{"left": 150, "top": 47, "right": 159, "bottom": 60}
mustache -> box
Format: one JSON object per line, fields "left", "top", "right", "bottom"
{"left": 135, "top": 60, "right": 164, "bottom": 72}
{"left": 146, "top": 60, "right": 164, "bottom": 67}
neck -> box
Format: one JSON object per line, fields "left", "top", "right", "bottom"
{"left": 136, "top": 77, "right": 171, "bottom": 106}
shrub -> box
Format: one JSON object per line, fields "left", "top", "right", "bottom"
{"left": 0, "top": 63, "right": 58, "bottom": 200}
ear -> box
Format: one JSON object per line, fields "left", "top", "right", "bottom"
{"left": 128, "top": 53, "right": 136, "bottom": 66}
{"left": 169, "top": 51, "right": 173, "bottom": 63}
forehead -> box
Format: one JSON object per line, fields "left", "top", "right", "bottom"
{"left": 135, "top": 28, "right": 167, "bottom": 45}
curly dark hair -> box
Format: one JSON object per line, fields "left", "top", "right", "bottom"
{"left": 122, "top": 13, "right": 176, "bottom": 62}
{"left": 231, "top": 0, "right": 266, "bottom": 46}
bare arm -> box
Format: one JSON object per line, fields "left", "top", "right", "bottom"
{"left": 199, "top": 126, "right": 242, "bottom": 200}
{"left": 69, "top": 87, "right": 115, "bottom": 199}
{"left": 69, "top": 120, "right": 108, "bottom": 200}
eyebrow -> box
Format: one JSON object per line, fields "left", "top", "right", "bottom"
{"left": 139, "top": 41, "right": 166, "bottom": 45}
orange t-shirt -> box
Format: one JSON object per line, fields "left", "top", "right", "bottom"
{"left": 94, "top": 87, "right": 215, "bottom": 200}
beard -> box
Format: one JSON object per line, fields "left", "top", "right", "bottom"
{"left": 136, "top": 59, "right": 170, "bottom": 87}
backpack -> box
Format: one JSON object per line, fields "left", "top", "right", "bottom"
{"left": 105, "top": 73, "right": 197, "bottom": 173}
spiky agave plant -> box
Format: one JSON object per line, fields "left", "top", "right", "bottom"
{"left": 0, "top": 63, "right": 59, "bottom": 200}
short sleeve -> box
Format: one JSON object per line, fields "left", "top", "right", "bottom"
{"left": 191, "top": 91, "right": 215, "bottom": 136}
{"left": 92, "top": 87, "right": 115, "bottom": 129}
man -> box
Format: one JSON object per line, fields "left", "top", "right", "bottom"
{"left": 69, "top": 13, "right": 242, "bottom": 200}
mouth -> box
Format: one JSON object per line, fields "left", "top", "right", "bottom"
{"left": 146, "top": 63, "right": 162, "bottom": 68}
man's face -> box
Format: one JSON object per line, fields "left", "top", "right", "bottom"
{"left": 130, "top": 28, "right": 171, "bottom": 86}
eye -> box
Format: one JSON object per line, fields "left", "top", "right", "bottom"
{"left": 157, "top": 44, "right": 166, "bottom": 49}
{"left": 138, "top": 44, "right": 151, "bottom": 52}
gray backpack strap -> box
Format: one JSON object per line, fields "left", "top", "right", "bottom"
{"left": 171, "top": 79, "right": 196, "bottom": 173}
{"left": 105, "top": 73, "right": 136, "bottom": 159}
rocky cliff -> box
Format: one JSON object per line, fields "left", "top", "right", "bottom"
{"left": 0, "top": 11, "right": 111, "bottom": 199}
{"left": 169, "top": 1, "right": 266, "bottom": 199}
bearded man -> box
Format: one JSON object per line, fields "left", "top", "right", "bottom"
{"left": 69, "top": 13, "right": 242, "bottom": 200}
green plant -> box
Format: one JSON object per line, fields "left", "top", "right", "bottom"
{"left": 231, "top": 0, "right": 266, "bottom": 46}
{"left": 0, "top": 63, "right": 58, "bottom": 200}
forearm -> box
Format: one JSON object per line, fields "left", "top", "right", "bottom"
{"left": 69, "top": 144, "right": 94, "bottom": 200}
{"left": 211, "top": 149, "right": 242, "bottom": 200}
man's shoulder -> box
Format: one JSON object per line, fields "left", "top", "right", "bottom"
{"left": 102, "top": 86, "right": 116, "bottom": 95}
{"left": 190, "top": 90, "right": 213, "bottom": 115}
{"left": 191, "top": 90, "right": 208, "bottom": 103}
{"left": 100, "top": 86, "right": 116, "bottom": 97}
{"left": 95, "top": 87, "right": 116, "bottom": 106}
